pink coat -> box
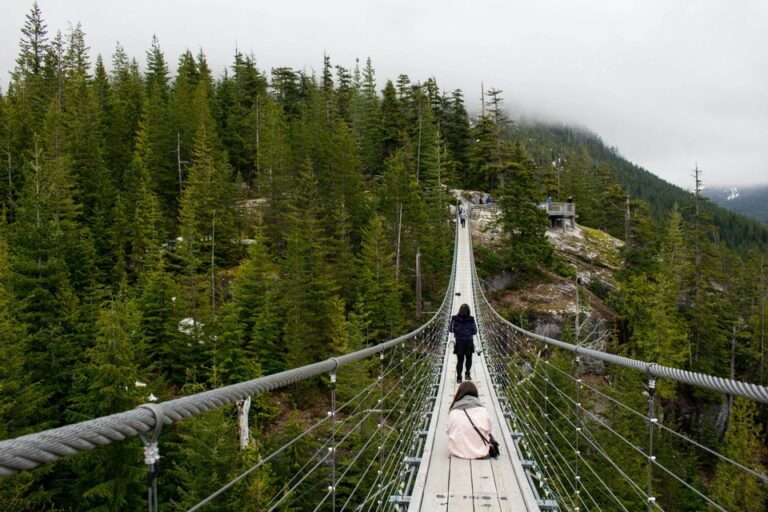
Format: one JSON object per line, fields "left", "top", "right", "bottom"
{"left": 446, "top": 406, "right": 492, "bottom": 459}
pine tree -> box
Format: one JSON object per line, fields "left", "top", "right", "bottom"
{"left": 439, "top": 89, "right": 471, "bottom": 184}
{"left": 358, "top": 58, "right": 383, "bottom": 178}
{"left": 124, "top": 119, "right": 165, "bottom": 280}
{"left": 10, "top": 138, "right": 86, "bottom": 424}
{"left": 378, "top": 148, "right": 428, "bottom": 297}
{"left": 356, "top": 214, "right": 401, "bottom": 342}
{"left": 0, "top": 221, "right": 47, "bottom": 512}
{"left": 0, "top": 92, "right": 11, "bottom": 211}
{"left": 9, "top": 1, "right": 49, "bottom": 129}
{"left": 177, "top": 80, "right": 242, "bottom": 269}
{"left": 219, "top": 233, "right": 282, "bottom": 378}
{"left": 68, "top": 295, "right": 146, "bottom": 512}
{"left": 496, "top": 140, "right": 552, "bottom": 273}
{"left": 103, "top": 44, "right": 145, "bottom": 188}
{"left": 255, "top": 98, "right": 292, "bottom": 251}
{"left": 709, "top": 397, "right": 767, "bottom": 511}
{"left": 380, "top": 80, "right": 406, "bottom": 158}
{"left": 282, "top": 165, "right": 347, "bottom": 368}
{"left": 136, "top": 260, "right": 184, "bottom": 384}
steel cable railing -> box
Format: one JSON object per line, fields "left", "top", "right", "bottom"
{"left": 0, "top": 215, "right": 459, "bottom": 480}
{"left": 467, "top": 205, "right": 768, "bottom": 511}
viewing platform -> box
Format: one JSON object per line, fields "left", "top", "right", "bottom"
{"left": 542, "top": 202, "right": 576, "bottom": 230}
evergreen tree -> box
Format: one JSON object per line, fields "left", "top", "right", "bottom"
{"left": 282, "top": 165, "right": 347, "bottom": 368}
{"left": 221, "top": 233, "right": 283, "bottom": 378}
{"left": 709, "top": 397, "right": 767, "bottom": 511}
{"left": 496, "top": 140, "right": 552, "bottom": 273}
{"left": 8, "top": 1, "right": 49, "bottom": 165}
{"left": 177, "top": 80, "right": 242, "bottom": 270}
{"left": 356, "top": 214, "right": 401, "bottom": 342}
{"left": 255, "top": 98, "right": 292, "bottom": 251}
{"left": 380, "top": 80, "right": 406, "bottom": 158}
{"left": 358, "top": 58, "right": 383, "bottom": 178}
{"left": 10, "top": 139, "right": 86, "bottom": 424}
{"left": 439, "top": 89, "right": 471, "bottom": 184}
{"left": 68, "top": 295, "right": 146, "bottom": 512}
{"left": 103, "top": 44, "right": 145, "bottom": 188}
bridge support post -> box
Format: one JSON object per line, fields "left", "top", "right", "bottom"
{"left": 329, "top": 370, "right": 337, "bottom": 511}
{"left": 377, "top": 351, "right": 385, "bottom": 507}
{"left": 646, "top": 375, "right": 657, "bottom": 511}
{"left": 574, "top": 354, "right": 582, "bottom": 509}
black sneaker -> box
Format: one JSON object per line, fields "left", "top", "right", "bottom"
{"left": 465, "top": 372, "right": 471, "bottom": 380}
{"left": 457, "top": 374, "right": 462, "bottom": 383}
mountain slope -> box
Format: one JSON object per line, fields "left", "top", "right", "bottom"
{"left": 510, "top": 121, "right": 768, "bottom": 249}
{"left": 705, "top": 185, "right": 768, "bottom": 224}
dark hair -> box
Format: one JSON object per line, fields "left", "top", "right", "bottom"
{"left": 458, "top": 303, "right": 471, "bottom": 317}
{"left": 451, "top": 381, "right": 478, "bottom": 407}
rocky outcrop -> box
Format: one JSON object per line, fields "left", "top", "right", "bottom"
{"left": 471, "top": 204, "right": 623, "bottom": 373}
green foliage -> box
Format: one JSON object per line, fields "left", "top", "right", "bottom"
{"left": 709, "top": 397, "right": 767, "bottom": 511}
{"left": 496, "top": 140, "right": 553, "bottom": 273}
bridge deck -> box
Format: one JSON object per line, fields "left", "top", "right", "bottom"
{"left": 408, "top": 212, "right": 539, "bottom": 511}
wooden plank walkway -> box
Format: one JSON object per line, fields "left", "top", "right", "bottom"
{"left": 408, "top": 208, "right": 539, "bottom": 511}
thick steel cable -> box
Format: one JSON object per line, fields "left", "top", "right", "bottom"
{"left": 320, "top": 344, "right": 438, "bottom": 511}
{"left": 466, "top": 220, "right": 768, "bottom": 405}
{"left": 544, "top": 358, "right": 768, "bottom": 485}
{"left": 266, "top": 367, "right": 428, "bottom": 512}
{"left": 262, "top": 345, "right": 436, "bottom": 512}
{"left": 535, "top": 369, "right": 721, "bottom": 511}
{"left": 261, "top": 352, "right": 413, "bottom": 510}
{"left": 496, "top": 341, "right": 639, "bottom": 510}
{"left": 519, "top": 353, "right": 691, "bottom": 511}
{"left": 516, "top": 336, "right": 712, "bottom": 510}
{"left": 0, "top": 219, "right": 458, "bottom": 477}
{"left": 187, "top": 320, "right": 434, "bottom": 511}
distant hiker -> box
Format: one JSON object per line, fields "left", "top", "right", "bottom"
{"left": 450, "top": 303, "right": 477, "bottom": 382}
{"left": 546, "top": 196, "right": 552, "bottom": 205}
{"left": 447, "top": 381, "right": 495, "bottom": 459}
{"left": 459, "top": 209, "right": 467, "bottom": 228}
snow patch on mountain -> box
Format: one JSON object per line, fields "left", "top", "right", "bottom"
{"left": 727, "top": 187, "right": 740, "bottom": 200}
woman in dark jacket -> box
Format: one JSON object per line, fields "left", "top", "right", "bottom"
{"left": 450, "top": 303, "right": 477, "bottom": 383}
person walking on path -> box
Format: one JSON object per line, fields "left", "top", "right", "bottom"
{"left": 450, "top": 303, "right": 477, "bottom": 382}
{"left": 459, "top": 209, "right": 467, "bottom": 228}
{"left": 446, "top": 381, "right": 493, "bottom": 459}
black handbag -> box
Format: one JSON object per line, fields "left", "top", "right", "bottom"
{"left": 463, "top": 410, "right": 500, "bottom": 458}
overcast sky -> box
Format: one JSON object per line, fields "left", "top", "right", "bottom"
{"left": 2, "top": 0, "right": 767, "bottom": 188}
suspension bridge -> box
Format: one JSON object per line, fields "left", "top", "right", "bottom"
{"left": 1, "top": 204, "right": 767, "bottom": 511}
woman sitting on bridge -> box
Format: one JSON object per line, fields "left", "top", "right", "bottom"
{"left": 447, "top": 381, "right": 493, "bottom": 459}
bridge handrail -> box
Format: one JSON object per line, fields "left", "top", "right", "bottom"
{"left": 468, "top": 206, "right": 768, "bottom": 404}
{"left": 0, "top": 210, "right": 461, "bottom": 477}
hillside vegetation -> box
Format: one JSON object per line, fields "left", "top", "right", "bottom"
{"left": 0, "top": 3, "right": 766, "bottom": 511}
{"left": 706, "top": 184, "right": 768, "bottom": 224}
{"left": 511, "top": 122, "right": 768, "bottom": 249}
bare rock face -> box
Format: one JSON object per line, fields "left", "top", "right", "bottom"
{"left": 471, "top": 203, "right": 623, "bottom": 370}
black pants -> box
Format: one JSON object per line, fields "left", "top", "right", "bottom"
{"left": 456, "top": 352, "right": 473, "bottom": 376}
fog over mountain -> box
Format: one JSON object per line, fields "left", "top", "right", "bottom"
{"left": 1, "top": 0, "right": 767, "bottom": 189}
{"left": 705, "top": 185, "right": 768, "bottom": 224}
